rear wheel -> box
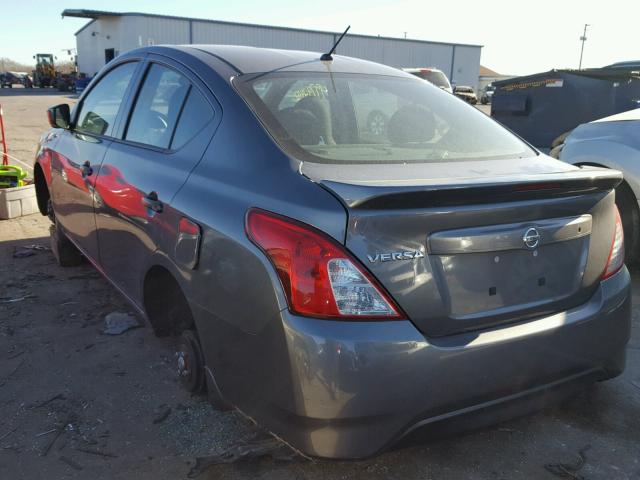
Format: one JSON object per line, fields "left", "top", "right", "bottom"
{"left": 176, "top": 329, "right": 206, "bottom": 393}
{"left": 615, "top": 181, "right": 640, "bottom": 265}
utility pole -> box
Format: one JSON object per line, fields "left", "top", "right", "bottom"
{"left": 578, "top": 24, "right": 590, "bottom": 70}
{"left": 403, "top": 31, "right": 407, "bottom": 39}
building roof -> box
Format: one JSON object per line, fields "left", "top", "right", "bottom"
{"left": 61, "top": 9, "right": 483, "bottom": 49}
{"left": 479, "top": 65, "right": 501, "bottom": 77}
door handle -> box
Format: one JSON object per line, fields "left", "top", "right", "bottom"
{"left": 142, "top": 191, "right": 163, "bottom": 213}
{"left": 81, "top": 161, "right": 93, "bottom": 178}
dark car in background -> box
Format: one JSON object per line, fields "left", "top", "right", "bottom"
{"left": 481, "top": 84, "right": 495, "bottom": 104}
{"left": 0, "top": 71, "right": 30, "bottom": 88}
{"left": 453, "top": 85, "right": 478, "bottom": 104}
{"left": 34, "top": 45, "right": 631, "bottom": 459}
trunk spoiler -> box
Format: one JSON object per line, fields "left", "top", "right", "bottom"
{"left": 320, "top": 168, "right": 622, "bottom": 209}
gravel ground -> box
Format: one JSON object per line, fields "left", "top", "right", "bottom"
{"left": 0, "top": 89, "right": 639, "bottom": 480}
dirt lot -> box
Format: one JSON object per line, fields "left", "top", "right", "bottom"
{"left": 1, "top": 90, "right": 639, "bottom": 480}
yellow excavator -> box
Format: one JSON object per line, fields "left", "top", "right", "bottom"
{"left": 32, "top": 53, "right": 56, "bottom": 88}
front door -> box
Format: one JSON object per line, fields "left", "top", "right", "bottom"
{"left": 50, "top": 61, "right": 139, "bottom": 262}
{"left": 94, "top": 59, "right": 218, "bottom": 302}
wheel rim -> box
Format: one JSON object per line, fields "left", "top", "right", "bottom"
{"left": 176, "top": 341, "right": 197, "bottom": 388}
{"left": 369, "top": 113, "right": 385, "bottom": 136}
{"left": 176, "top": 349, "right": 191, "bottom": 378}
{"left": 176, "top": 331, "right": 205, "bottom": 392}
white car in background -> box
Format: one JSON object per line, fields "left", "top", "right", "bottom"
{"left": 556, "top": 108, "right": 640, "bottom": 262}
{"left": 403, "top": 67, "right": 453, "bottom": 93}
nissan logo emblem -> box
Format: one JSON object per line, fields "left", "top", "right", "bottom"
{"left": 523, "top": 227, "right": 541, "bottom": 249}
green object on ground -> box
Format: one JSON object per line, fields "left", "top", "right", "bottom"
{"left": 0, "top": 165, "right": 27, "bottom": 188}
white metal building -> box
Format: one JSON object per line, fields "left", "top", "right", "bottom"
{"left": 63, "top": 9, "right": 482, "bottom": 87}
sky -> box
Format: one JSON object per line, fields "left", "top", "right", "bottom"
{"left": 2, "top": 0, "right": 640, "bottom": 76}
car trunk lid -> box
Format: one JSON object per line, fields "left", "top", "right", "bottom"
{"left": 301, "top": 158, "right": 622, "bottom": 337}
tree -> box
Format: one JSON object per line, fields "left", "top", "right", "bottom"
{"left": 0, "top": 57, "right": 34, "bottom": 73}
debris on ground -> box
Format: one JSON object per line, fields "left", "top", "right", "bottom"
{"left": 75, "top": 447, "right": 118, "bottom": 458}
{"left": 0, "top": 427, "right": 16, "bottom": 442}
{"left": 188, "top": 431, "right": 300, "bottom": 478}
{"left": 0, "top": 358, "right": 25, "bottom": 387}
{"left": 544, "top": 445, "right": 591, "bottom": 480}
{"left": 40, "top": 423, "right": 67, "bottom": 457}
{"left": 29, "top": 393, "right": 65, "bottom": 410}
{"left": 103, "top": 312, "right": 140, "bottom": 335}
{"left": 59, "top": 455, "right": 83, "bottom": 471}
{"left": 153, "top": 406, "right": 172, "bottom": 425}
{"left": 0, "top": 294, "right": 35, "bottom": 303}
{"left": 13, "top": 244, "right": 50, "bottom": 258}
{"left": 7, "top": 350, "right": 24, "bottom": 360}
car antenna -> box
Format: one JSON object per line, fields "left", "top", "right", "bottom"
{"left": 321, "top": 26, "right": 351, "bottom": 61}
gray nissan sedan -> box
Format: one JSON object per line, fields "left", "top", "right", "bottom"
{"left": 34, "top": 45, "right": 631, "bottom": 459}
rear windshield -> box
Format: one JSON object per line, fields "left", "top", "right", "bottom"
{"left": 234, "top": 72, "right": 535, "bottom": 164}
{"left": 411, "top": 70, "right": 451, "bottom": 89}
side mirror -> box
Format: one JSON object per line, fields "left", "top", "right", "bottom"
{"left": 47, "top": 104, "right": 71, "bottom": 129}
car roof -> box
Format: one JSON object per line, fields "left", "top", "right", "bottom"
{"left": 157, "top": 45, "right": 411, "bottom": 77}
{"left": 592, "top": 108, "right": 640, "bottom": 123}
{"left": 402, "top": 67, "right": 445, "bottom": 73}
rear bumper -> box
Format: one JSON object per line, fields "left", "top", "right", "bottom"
{"left": 266, "top": 266, "right": 631, "bottom": 459}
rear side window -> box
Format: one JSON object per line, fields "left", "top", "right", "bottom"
{"left": 171, "top": 88, "right": 214, "bottom": 150}
{"left": 125, "top": 64, "right": 190, "bottom": 149}
{"left": 76, "top": 62, "right": 138, "bottom": 136}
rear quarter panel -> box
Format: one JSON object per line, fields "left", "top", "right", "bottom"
{"left": 169, "top": 78, "right": 347, "bottom": 411}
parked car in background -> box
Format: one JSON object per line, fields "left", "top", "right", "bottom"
{"left": 403, "top": 67, "right": 453, "bottom": 93}
{"left": 555, "top": 108, "right": 640, "bottom": 263}
{"left": 34, "top": 45, "right": 631, "bottom": 460}
{"left": 349, "top": 81, "right": 402, "bottom": 139}
{"left": 0, "top": 71, "right": 30, "bottom": 88}
{"left": 453, "top": 85, "right": 478, "bottom": 104}
{"left": 481, "top": 84, "right": 495, "bottom": 104}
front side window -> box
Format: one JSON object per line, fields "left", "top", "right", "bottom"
{"left": 125, "top": 64, "right": 190, "bottom": 149}
{"left": 76, "top": 62, "right": 138, "bottom": 136}
{"left": 235, "top": 72, "right": 535, "bottom": 164}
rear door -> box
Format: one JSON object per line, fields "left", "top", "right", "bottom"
{"left": 93, "top": 57, "right": 219, "bottom": 303}
{"left": 49, "top": 61, "right": 140, "bottom": 261}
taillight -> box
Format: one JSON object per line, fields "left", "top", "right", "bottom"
{"left": 246, "top": 209, "right": 403, "bottom": 320}
{"left": 602, "top": 206, "right": 625, "bottom": 279}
